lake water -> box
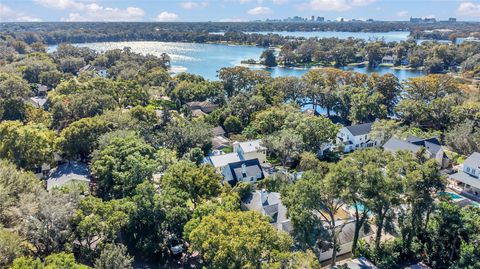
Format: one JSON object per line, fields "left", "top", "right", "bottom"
{"left": 246, "top": 31, "right": 411, "bottom": 43}
{"left": 48, "top": 40, "right": 423, "bottom": 81}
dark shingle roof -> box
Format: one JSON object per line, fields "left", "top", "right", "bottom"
{"left": 345, "top": 122, "right": 374, "bottom": 136}
{"left": 227, "top": 159, "right": 264, "bottom": 185}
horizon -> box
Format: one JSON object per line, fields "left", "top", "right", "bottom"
{"left": 1, "top": 0, "right": 479, "bottom": 23}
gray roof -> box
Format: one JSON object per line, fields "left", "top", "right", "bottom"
{"left": 403, "top": 263, "right": 431, "bottom": 269}
{"left": 228, "top": 158, "right": 264, "bottom": 184}
{"left": 383, "top": 137, "right": 422, "bottom": 153}
{"left": 47, "top": 162, "right": 90, "bottom": 190}
{"left": 464, "top": 152, "right": 480, "bottom": 169}
{"left": 450, "top": 170, "right": 480, "bottom": 189}
{"left": 337, "top": 219, "right": 374, "bottom": 245}
{"left": 36, "top": 84, "right": 48, "bottom": 92}
{"left": 209, "top": 152, "right": 241, "bottom": 168}
{"left": 211, "top": 136, "right": 230, "bottom": 150}
{"left": 30, "top": 96, "right": 47, "bottom": 108}
{"left": 345, "top": 122, "right": 374, "bottom": 136}
{"left": 338, "top": 257, "right": 378, "bottom": 269}
{"left": 241, "top": 190, "right": 292, "bottom": 233}
{"left": 212, "top": 126, "right": 226, "bottom": 136}
{"left": 407, "top": 136, "right": 443, "bottom": 156}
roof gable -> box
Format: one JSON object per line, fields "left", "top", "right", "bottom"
{"left": 345, "top": 122, "right": 374, "bottom": 136}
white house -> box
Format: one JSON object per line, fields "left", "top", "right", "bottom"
{"left": 449, "top": 152, "right": 480, "bottom": 197}
{"left": 222, "top": 159, "right": 264, "bottom": 186}
{"left": 233, "top": 139, "right": 267, "bottom": 163}
{"left": 336, "top": 122, "right": 380, "bottom": 153}
{"left": 207, "top": 152, "right": 241, "bottom": 173}
{"left": 241, "top": 190, "right": 292, "bottom": 233}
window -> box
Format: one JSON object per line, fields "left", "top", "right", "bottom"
{"left": 365, "top": 135, "right": 367, "bottom": 139}
{"left": 466, "top": 167, "right": 471, "bottom": 173}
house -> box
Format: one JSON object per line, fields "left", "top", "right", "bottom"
{"left": 233, "top": 139, "right": 267, "bottom": 163}
{"left": 78, "top": 64, "right": 108, "bottom": 78}
{"left": 383, "top": 136, "right": 449, "bottom": 168}
{"left": 222, "top": 159, "right": 264, "bottom": 186}
{"left": 47, "top": 162, "right": 91, "bottom": 191}
{"left": 211, "top": 126, "right": 230, "bottom": 150}
{"left": 319, "top": 219, "right": 374, "bottom": 262}
{"left": 241, "top": 190, "right": 292, "bottom": 233}
{"left": 212, "top": 126, "right": 226, "bottom": 137}
{"left": 336, "top": 122, "right": 380, "bottom": 153}
{"left": 381, "top": 55, "right": 395, "bottom": 64}
{"left": 403, "top": 263, "right": 431, "bottom": 269}
{"left": 186, "top": 101, "right": 218, "bottom": 114}
{"left": 207, "top": 152, "right": 241, "bottom": 172}
{"left": 336, "top": 257, "right": 378, "bottom": 269}
{"left": 241, "top": 190, "right": 374, "bottom": 263}
{"left": 449, "top": 152, "right": 480, "bottom": 197}
{"left": 29, "top": 96, "right": 48, "bottom": 109}
{"left": 36, "top": 84, "right": 49, "bottom": 96}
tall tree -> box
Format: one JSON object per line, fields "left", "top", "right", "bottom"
{"left": 91, "top": 133, "right": 158, "bottom": 199}
{"left": 161, "top": 160, "right": 222, "bottom": 206}
{"left": 282, "top": 170, "right": 348, "bottom": 266}
{"left": 186, "top": 210, "right": 293, "bottom": 268}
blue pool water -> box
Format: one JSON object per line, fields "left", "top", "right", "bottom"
{"left": 440, "top": 191, "right": 464, "bottom": 200}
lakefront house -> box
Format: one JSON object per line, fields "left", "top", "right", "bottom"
{"left": 336, "top": 122, "right": 381, "bottom": 153}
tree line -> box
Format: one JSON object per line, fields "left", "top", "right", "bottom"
{"left": 0, "top": 32, "right": 479, "bottom": 269}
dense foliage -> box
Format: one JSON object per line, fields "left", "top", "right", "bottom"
{"left": 0, "top": 26, "right": 479, "bottom": 269}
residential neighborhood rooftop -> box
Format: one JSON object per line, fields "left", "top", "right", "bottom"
{"left": 47, "top": 162, "right": 90, "bottom": 190}
{"left": 345, "top": 122, "right": 374, "bottom": 136}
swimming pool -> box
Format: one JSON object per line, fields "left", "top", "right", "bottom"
{"left": 439, "top": 191, "right": 464, "bottom": 200}
{"left": 439, "top": 191, "right": 480, "bottom": 208}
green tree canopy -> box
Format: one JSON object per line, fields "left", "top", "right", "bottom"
{"left": 186, "top": 210, "right": 293, "bottom": 269}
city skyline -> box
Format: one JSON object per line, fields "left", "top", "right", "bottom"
{"left": 1, "top": 0, "right": 479, "bottom": 23}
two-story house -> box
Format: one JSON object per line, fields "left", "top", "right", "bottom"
{"left": 450, "top": 152, "right": 480, "bottom": 197}
{"left": 222, "top": 159, "right": 264, "bottom": 186}
{"left": 233, "top": 139, "right": 267, "bottom": 163}
{"left": 336, "top": 122, "right": 380, "bottom": 153}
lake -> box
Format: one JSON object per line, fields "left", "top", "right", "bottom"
{"left": 48, "top": 40, "right": 423, "bottom": 81}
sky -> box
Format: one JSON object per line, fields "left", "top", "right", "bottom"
{"left": 0, "top": 0, "right": 479, "bottom": 22}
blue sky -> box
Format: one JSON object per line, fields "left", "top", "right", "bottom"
{"left": 1, "top": 0, "right": 479, "bottom": 22}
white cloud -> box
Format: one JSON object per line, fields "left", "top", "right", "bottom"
{"left": 397, "top": 10, "right": 408, "bottom": 17}
{"left": 34, "top": 0, "right": 85, "bottom": 11}
{"left": 351, "top": 0, "right": 376, "bottom": 6}
{"left": 0, "top": 4, "right": 42, "bottom": 22}
{"left": 247, "top": 6, "right": 273, "bottom": 15}
{"left": 180, "top": 1, "right": 208, "bottom": 9}
{"left": 65, "top": 5, "right": 145, "bottom": 21}
{"left": 272, "top": 0, "right": 288, "bottom": 4}
{"left": 156, "top": 11, "right": 179, "bottom": 21}
{"left": 457, "top": 2, "right": 480, "bottom": 17}
{"left": 298, "top": 0, "right": 375, "bottom": 11}
{"left": 35, "top": 0, "right": 144, "bottom": 21}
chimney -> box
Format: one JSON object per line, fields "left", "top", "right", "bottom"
{"left": 261, "top": 189, "right": 268, "bottom": 205}
{"left": 241, "top": 163, "right": 247, "bottom": 177}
